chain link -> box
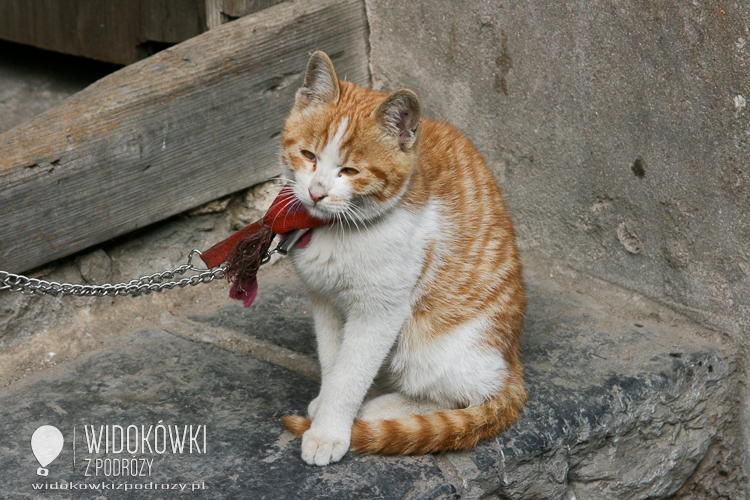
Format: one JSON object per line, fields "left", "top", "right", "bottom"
{"left": 0, "top": 250, "right": 226, "bottom": 298}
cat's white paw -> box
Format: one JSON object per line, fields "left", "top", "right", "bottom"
{"left": 307, "top": 396, "right": 321, "bottom": 419}
{"left": 301, "top": 426, "right": 350, "bottom": 466}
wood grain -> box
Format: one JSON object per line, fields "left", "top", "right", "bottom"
{"left": 207, "top": 0, "right": 287, "bottom": 28}
{"left": 0, "top": 0, "right": 207, "bottom": 64}
{"left": 0, "top": 0, "right": 369, "bottom": 273}
{"left": 222, "top": 0, "right": 288, "bottom": 18}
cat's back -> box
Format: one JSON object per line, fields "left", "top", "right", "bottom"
{"left": 407, "top": 119, "right": 513, "bottom": 231}
{"left": 401, "top": 118, "right": 525, "bottom": 343}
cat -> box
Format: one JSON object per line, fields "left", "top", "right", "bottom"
{"left": 280, "top": 51, "right": 526, "bottom": 466}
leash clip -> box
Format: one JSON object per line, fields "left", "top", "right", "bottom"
{"left": 276, "top": 229, "right": 308, "bottom": 255}
{"left": 260, "top": 229, "right": 307, "bottom": 265}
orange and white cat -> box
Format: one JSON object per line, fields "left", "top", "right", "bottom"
{"left": 280, "top": 51, "right": 526, "bottom": 466}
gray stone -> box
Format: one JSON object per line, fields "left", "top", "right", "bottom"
{"left": 76, "top": 248, "right": 114, "bottom": 285}
{"left": 226, "top": 180, "right": 286, "bottom": 231}
{"left": 0, "top": 249, "right": 739, "bottom": 499}
{"left": 0, "top": 329, "right": 448, "bottom": 499}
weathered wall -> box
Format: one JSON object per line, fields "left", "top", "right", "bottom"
{"left": 365, "top": 0, "right": 749, "bottom": 490}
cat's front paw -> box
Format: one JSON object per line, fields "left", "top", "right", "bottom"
{"left": 301, "top": 425, "right": 350, "bottom": 466}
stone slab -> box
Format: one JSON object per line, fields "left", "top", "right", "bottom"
{"left": 190, "top": 280, "right": 318, "bottom": 358}
{"left": 189, "top": 258, "right": 742, "bottom": 499}
{"left": 0, "top": 328, "right": 449, "bottom": 499}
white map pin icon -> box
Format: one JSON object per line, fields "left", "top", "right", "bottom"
{"left": 31, "top": 425, "right": 64, "bottom": 476}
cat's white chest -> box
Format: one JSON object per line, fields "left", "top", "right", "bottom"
{"left": 290, "top": 204, "right": 439, "bottom": 307}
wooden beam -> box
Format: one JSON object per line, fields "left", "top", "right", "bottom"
{"left": 205, "top": 0, "right": 225, "bottom": 30}
{"left": 0, "top": 0, "right": 208, "bottom": 65}
{"left": 221, "top": 0, "right": 289, "bottom": 18}
{"left": 0, "top": 0, "right": 369, "bottom": 274}
{"left": 206, "top": 0, "right": 285, "bottom": 30}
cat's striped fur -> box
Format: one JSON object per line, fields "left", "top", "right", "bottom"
{"left": 279, "top": 51, "right": 526, "bottom": 465}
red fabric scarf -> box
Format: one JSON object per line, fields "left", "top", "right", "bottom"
{"left": 200, "top": 184, "right": 329, "bottom": 307}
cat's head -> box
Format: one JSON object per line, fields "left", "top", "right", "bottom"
{"left": 281, "top": 51, "right": 421, "bottom": 222}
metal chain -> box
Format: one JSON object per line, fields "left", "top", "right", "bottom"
{"left": 0, "top": 250, "right": 226, "bottom": 298}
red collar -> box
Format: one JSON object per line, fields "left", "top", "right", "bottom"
{"left": 200, "top": 184, "right": 329, "bottom": 307}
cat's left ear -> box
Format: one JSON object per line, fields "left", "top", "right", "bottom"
{"left": 375, "top": 89, "right": 421, "bottom": 150}
{"left": 296, "top": 51, "right": 340, "bottom": 106}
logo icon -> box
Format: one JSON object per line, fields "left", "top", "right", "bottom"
{"left": 31, "top": 426, "right": 64, "bottom": 476}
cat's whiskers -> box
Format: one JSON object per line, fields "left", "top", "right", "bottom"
{"left": 345, "top": 213, "right": 356, "bottom": 235}
{"left": 351, "top": 203, "right": 369, "bottom": 226}
{"left": 343, "top": 211, "right": 355, "bottom": 236}
{"left": 345, "top": 201, "right": 366, "bottom": 238}
{"left": 347, "top": 201, "right": 368, "bottom": 223}
{"left": 269, "top": 194, "right": 304, "bottom": 232}
{"left": 334, "top": 211, "right": 344, "bottom": 238}
{"left": 266, "top": 174, "right": 294, "bottom": 185}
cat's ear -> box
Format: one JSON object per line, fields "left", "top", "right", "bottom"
{"left": 296, "top": 51, "right": 340, "bottom": 106}
{"left": 375, "top": 89, "right": 421, "bottom": 150}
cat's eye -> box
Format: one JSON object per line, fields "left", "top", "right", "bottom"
{"left": 339, "top": 167, "right": 359, "bottom": 176}
{"left": 301, "top": 150, "right": 316, "bottom": 162}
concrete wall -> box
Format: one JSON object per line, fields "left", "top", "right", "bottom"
{"left": 365, "top": 0, "right": 749, "bottom": 485}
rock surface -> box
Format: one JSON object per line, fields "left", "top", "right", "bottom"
{"left": 0, "top": 202, "right": 741, "bottom": 499}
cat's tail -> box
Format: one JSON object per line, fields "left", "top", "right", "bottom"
{"left": 282, "top": 377, "right": 527, "bottom": 455}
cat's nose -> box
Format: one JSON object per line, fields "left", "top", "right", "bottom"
{"left": 309, "top": 189, "right": 327, "bottom": 203}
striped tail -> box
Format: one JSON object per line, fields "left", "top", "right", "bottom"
{"left": 282, "top": 378, "right": 526, "bottom": 455}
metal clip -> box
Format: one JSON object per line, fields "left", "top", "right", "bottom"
{"left": 259, "top": 229, "right": 308, "bottom": 265}
{"left": 276, "top": 229, "right": 308, "bottom": 255}
{"left": 187, "top": 249, "right": 210, "bottom": 272}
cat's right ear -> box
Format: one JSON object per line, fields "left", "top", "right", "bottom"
{"left": 375, "top": 89, "right": 421, "bottom": 151}
{"left": 296, "top": 51, "right": 340, "bottom": 106}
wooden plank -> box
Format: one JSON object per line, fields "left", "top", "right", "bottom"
{"left": 221, "top": 0, "right": 288, "bottom": 18}
{"left": 206, "top": 0, "right": 289, "bottom": 28}
{"left": 140, "top": 0, "right": 207, "bottom": 45}
{"left": 0, "top": 0, "right": 207, "bottom": 64}
{"left": 0, "top": 0, "right": 369, "bottom": 274}
{"left": 205, "top": 0, "right": 225, "bottom": 30}
{"left": 0, "top": 0, "right": 140, "bottom": 64}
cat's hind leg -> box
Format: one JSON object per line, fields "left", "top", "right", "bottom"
{"left": 358, "top": 393, "right": 444, "bottom": 421}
